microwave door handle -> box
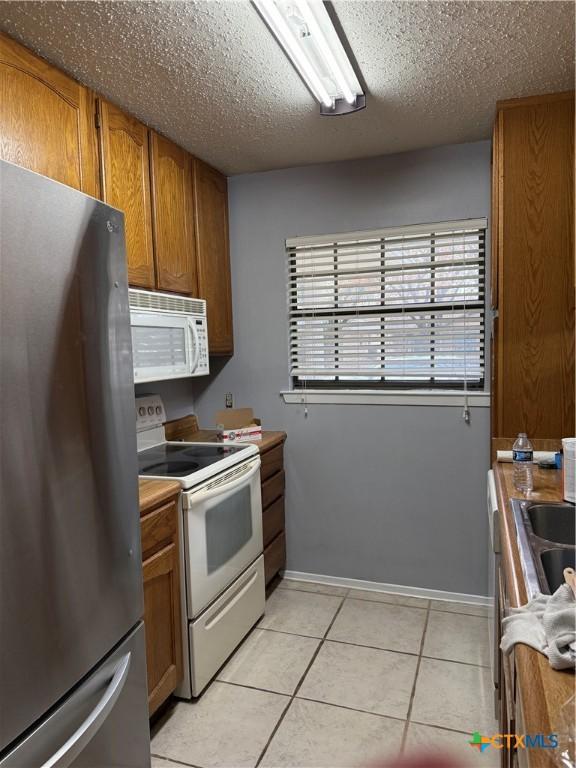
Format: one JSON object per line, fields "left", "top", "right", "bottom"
{"left": 192, "top": 459, "right": 261, "bottom": 503}
{"left": 188, "top": 319, "right": 201, "bottom": 373}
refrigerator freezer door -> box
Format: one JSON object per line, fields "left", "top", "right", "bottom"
{"left": 0, "top": 623, "right": 150, "bottom": 768}
{"left": 0, "top": 161, "right": 143, "bottom": 752}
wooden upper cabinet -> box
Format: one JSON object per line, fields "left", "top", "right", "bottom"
{"left": 0, "top": 33, "right": 98, "bottom": 196}
{"left": 492, "top": 92, "right": 575, "bottom": 439}
{"left": 97, "top": 100, "right": 155, "bottom": 289}
{"left": 194, "top": 159, "right": 233, "bottom": 355}
{"left": 150, "top": 132, "right": 197, "bottom": 295}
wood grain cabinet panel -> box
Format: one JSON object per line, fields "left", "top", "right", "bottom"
{"left": 141, "top": 500, "right": 178, "bottom": 559}
{"left": 150, "top": 132, "right": 197, "bottom": 295}
{"left": 263, "top": 496, "right": 285, "bottom": 548}
{"left": 492, "top": 92, "right": 575, "bottom": 439}
{"left": 97, "top": 100, "right": 155, "bottom": 289}
{"left": 142, "top": 541, "right": 183, "bottom": 716}
{"left": 259, "top": 435, "right": 287, "bottom": 585}
{"left": 262, "top": 470, "right": 285, "bottom": 510}
{"left": 194, "top": 159, "right": 234, "bottom": 355}
{"left": 260, "top": 444, "right": 284, "bottom": 483}
{"left": 264, "top": 532, "right": 286, "bottom": 586}
{"left": 0, "top": 33, "right": 98, "bottom": 196}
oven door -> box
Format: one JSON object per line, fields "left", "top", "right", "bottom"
{"left": 183, "top": 458, "right": 263, "bottom": 618}
{"left": 131, "top": 310, "right": 200, "bottom": 383}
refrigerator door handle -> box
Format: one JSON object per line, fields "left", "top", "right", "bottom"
{"left": 43, "top": 653, "right": 131, "bottom": 768}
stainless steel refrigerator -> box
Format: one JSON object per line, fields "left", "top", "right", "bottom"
{"left": 0, "top": 160, "right": 151, "bottom": 767}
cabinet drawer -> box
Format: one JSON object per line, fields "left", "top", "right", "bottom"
{"left": 263, "top": 496, "right": 284, "bottom": 547}
{"left": 264, "top": 531, "right": 286, "bottom": 585}
{"left": 261, "top": 470, "right": 285, "bottom": 509}
{"left": 189, "top": 556, "right": 265, "bottom": 695}
{"left": 260, "top": 443, "right": 284, "bottom": 482}
{"left": 141, "top": 500, "right": 178, "bottom": 559}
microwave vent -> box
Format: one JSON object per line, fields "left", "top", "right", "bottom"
{"left": 129, "top": 289, "right": 205, "bottom": 315}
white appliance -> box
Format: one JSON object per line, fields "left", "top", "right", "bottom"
{"left": 129, "top": 288, "right": 209, "bottom": 383}
{"left": 487, "top": 469, "right": 500, "bottom": 719}
{"left": 136, "top": 396, "right": 265, "bottom": 697}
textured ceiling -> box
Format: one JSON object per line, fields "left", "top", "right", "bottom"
{"left": 1, "top": 1, "right": 574, "bottom": 174}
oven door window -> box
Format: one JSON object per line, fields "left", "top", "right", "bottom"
{"left": 205, "top": 486, "right": 253, "bottom": 574}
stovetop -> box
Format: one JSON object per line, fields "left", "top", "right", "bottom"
{"left": 138, "top": 441, "right": 259, "bottom": 489}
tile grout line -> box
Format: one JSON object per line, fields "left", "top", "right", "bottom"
{"left": 259, "top": 622, "right": 489, "bottom": 667}
{"left": 254, "top": 591, "right": 349, "bottom": 768}
{"left": 400, "top": 599, "right": 431, "bottom": 755}
{"left": 408, "top": 720, "right": 477, "bottom": 737}
{"left": 278, "top": 584, "right": 489, "bottom": 617}
{"left": 150, "top": 752, "right": 203, "bottom": 768}
{"left": 216, "top": 679, "right": 291, "bottom": 698}
{"left": 292, "top": 694, "right": 408, "bottom": 724}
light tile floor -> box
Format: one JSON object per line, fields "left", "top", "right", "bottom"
{"left": 151, "top": 579, "right": 498, "bottom": 768}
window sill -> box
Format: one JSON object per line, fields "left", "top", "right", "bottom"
{"left": 280, "top": 389, "right": 491, "bottom": 407}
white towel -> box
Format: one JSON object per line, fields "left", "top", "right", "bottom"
{"left": 500, "top": 584, "right": 576, "bottom": 670}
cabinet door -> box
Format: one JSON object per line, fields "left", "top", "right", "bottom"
{"left": 194, "top": 159, "right": 233, "bottom": 355}
{"left": 150, "top": 132, "right": 197, "bottom": 295}
{"left": 97, "top": 100, "right": 155, "bottom": 289}
{"left": 142, "top": 541, "right": 183, "bottom": 716}
{"left": 0, "top": 33, "right": 98, "bottom": 196}
{"left": 495, "top": 94, "right": 574, "bottom": 438}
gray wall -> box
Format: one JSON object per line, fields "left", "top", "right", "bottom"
{"left": 135, "top": 379, "right": 196, "bottom": 421}
{"left": 193, "top": 141, "right": 492, "bottom": 596}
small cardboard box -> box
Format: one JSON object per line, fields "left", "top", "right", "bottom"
{"left": 215, "top": 408, "right": 262, "bottom": 443}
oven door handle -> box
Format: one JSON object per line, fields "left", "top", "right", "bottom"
{"left": 191, "top": 458, "right": 261, "bottom": 503}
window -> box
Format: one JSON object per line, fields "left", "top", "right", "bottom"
{"left": 287, "top": 219, "right": 486, "bottom": 390}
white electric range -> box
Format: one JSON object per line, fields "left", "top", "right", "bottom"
{"left": 136, "top": 395, "right": 265, "bottom": 697}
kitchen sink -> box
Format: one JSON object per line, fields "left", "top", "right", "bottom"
{"left": 511, "top": 499, "right": 576, "bottom": 597}
{"left": 540, "top": 549, "right": 576, "bottom": 594}
{"left": 527, "top": 503, "right": 575, "bottom": 545}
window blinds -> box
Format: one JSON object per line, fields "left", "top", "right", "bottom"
{"left": 287, "top": 219, "right": 486, "bottom": 388}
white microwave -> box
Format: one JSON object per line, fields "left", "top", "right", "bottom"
{"left": 129, "top": 289, "right": 209, "bottom": 383}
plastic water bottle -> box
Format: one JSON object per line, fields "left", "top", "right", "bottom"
{"left": 513, "top": 433, "right": 534, "bottom": 492}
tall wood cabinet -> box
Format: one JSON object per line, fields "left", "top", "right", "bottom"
{"left": 491, "top": 92, "right": 575, "bottom": 440}
{"left": 0, "top": 34, "right": 99, "bottom": 197}
{"left": 97, "top": 100, "right": 156, "bottom": 289}
{"left": 194, "top": 159, "right": 234, "bottom": 355}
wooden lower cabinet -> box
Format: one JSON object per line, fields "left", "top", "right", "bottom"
{"left": 139, "top": 483, "right": 183, "bottom": 716}
{"left": 142, "top": 541, "right": 182, "bottom": 716}
{"left": 260, "top": 434, "right": 287, "bottom": 585}
{"left": 264, "top": 531, "right": 286, "bottom": 585}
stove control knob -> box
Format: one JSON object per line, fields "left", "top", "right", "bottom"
{"left": 147, "top": 406, "right": 154, "bottom": 415}
{"left": 138, "top": 407, "right": 146, "bottom": 416}
{"left": 156, "top": 406, "right": 162, "bottom": 415}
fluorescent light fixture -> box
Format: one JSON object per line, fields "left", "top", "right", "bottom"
{"left": 253, "top": 0, "right": 365, "bottom": 115}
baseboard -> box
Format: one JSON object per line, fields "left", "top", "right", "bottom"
{"left": 282, "top": 569, "right": 491, "bottom": 606}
